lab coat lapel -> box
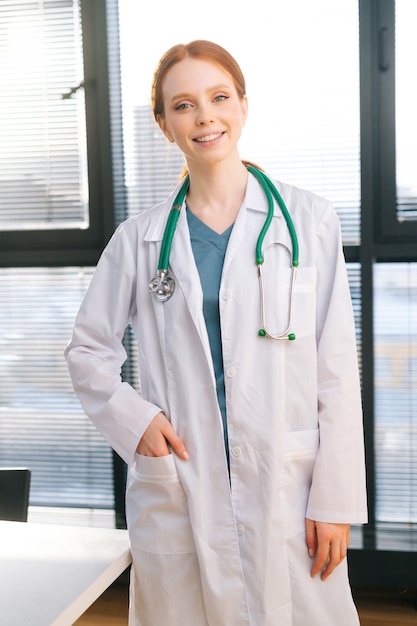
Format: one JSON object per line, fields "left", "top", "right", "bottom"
{"left": 143, "top": 187, "right": 212, "bottom": 367}
{"left": 170, "top": 207, "right": 202, "bottom": 318}
{"left": 222, "top": 172, "right": 289, "bottom": 277}
{"left": 169, "top": 208, "right": 214, "bottom": 368}
{"left": 143, "top": 183, "right": 203, "bottom": 325}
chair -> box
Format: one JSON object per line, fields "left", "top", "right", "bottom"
{"left": 0, "top": 468, "right": 31, "bottom": 522}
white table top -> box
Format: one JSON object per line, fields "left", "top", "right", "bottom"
{"left": 0, "top": 520, "right": 131, "bottom": 626}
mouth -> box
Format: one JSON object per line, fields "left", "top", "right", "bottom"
{"left": 193, "top": 132, "right": 224, "bottom": 143}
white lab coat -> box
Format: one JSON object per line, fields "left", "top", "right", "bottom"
{"left": 65, "top": 172, "right": 367, "bottom": 626}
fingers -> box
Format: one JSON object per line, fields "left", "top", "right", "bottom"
{"left": 136, "top": 412, "right": 190, "bottom": 460}
{"left": 306, "top": 520, "right": 350, "bottom": 581}
{"left": 305, "top": 517, "right": 317, "bottom": 558}
{"left": 163, "top": 419, "right": 190, "bottom": 460}
{"left": 320, "top": 531, "right": 348, "bottom": 580}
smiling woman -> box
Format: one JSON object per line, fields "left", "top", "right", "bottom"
{"left": 65, "top": 38, "right": 367, "bottom": 626}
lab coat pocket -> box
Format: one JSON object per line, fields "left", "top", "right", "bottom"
{"left": 126, "top": 453, "right": 196, "bottom": 554}
{"left": 282, "top": 429, "right": 319, "bottom": 537}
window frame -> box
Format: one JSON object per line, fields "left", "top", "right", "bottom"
{"left": 0, "top": 0, "right": 116, "bottom": 268}
{"left": 349, "top": 0, "right": 417, "bottom": 586}
{"left": 0, "top": 0, "right": 124, "bottom": 524}
{"left": 374, "top": 0, "right": 417, "bottom": 244}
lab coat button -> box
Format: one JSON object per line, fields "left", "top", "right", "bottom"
{"left": 226, "top": 367, "right": 236, "bottom": 377}
{"left": 237, "top": 524, "right": 245, "bottom": 535}
{"left": 232, "top": 446, "right": 241, "bottom": 457}
{"left": 222, "top": 289, "right": 231, "bottom": 300}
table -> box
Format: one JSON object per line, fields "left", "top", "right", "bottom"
{"left": 0, "top": 520, "right": 131, "bottom": 626}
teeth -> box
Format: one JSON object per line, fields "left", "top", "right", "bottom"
{"left": 195, "top": 133, "right": 222, "bottom": 142}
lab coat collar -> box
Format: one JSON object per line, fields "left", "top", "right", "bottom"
{"left": 143, "top": 184, "right": 181, "bottom": 243}
{"left": 143, "top": 171, "right": 285, "bottom": 243}
{"left": 244, "top": 170, "right": 284, "bottom": 218}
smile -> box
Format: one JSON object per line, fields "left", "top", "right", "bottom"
{"left": 194, "top": 132, "right": 224, "bottom": 143}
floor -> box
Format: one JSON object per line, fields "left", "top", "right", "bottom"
{"left": 74, "top": 577, "right": 129, "bottom": 625}
{"left": 75, "top": 578, "right": 417, "bottom": 626}
{"left": 354, "top": 587, "right": 417, "bottom": 625}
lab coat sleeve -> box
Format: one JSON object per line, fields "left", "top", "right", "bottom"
{"left": 306, "top": 203, "right": 368, "bottom": 524}
{"left": 64, "top": 223, "right": 162, "bottom": 464}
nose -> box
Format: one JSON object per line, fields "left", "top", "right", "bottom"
{"left": 195, "top": 103, "right": 215, "bottom": 126}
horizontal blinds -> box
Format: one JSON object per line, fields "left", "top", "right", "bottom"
{"left": 0, "top": 0, "right": 89, "bottom": 230}
{"left": 127, "top": 106, "right": 184, "bottom": 216}
{"left": 119, "top": 0, "right": 360, "bottom": 245}
{"left": 0, "top": 267, "right": 114, "bottom": 509}
{"left": 374, "top": 263, "right": 417, "bottom": 523}
{"left": 249, "top": 143, "right": 360, "bottom": 246}
{"left": 347, "top": 263, "right": 362, "bottom": 376}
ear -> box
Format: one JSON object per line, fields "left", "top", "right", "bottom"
{"left": 157, "top": 114, "right": 175, "bottom": 143}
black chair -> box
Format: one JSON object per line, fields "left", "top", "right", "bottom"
{"left": 0, "top": 468, "right": 31, "bottom": 522}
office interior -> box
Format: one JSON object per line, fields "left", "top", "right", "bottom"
{"left": 0, "top": 1, "right": 416, "bottom": 624}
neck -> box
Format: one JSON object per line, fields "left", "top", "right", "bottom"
{"left": 185, "top": 158, "right": 248, "bottom": 233}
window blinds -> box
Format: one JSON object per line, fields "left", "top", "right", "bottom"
{"left": 374, "top": 263, "right": 417, "bottom": 523}
{"left": 0, "top": 0, "right": 89, "bottom": 230}
{"left": 0, "top": 0, "right": 114, "bottom": 513}
{"left": 0, "top": 267, "right": 114, "bottom": 509}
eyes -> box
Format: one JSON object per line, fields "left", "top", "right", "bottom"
{"left": 214, "top": 94, "right": 229, "bottom": 102}
{"left": 174, "top": 93, "right": 230, "bottom": 112}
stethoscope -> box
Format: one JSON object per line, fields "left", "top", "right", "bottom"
{"left": 149, "top": 165, "right": 299, "bottom": 340}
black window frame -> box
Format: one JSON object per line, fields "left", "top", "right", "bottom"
{"left": 0, "top": 0, "right": 116, "bottom": 268}
{"left": 348, "top": 0, "right": 417, "bottom": 588}
{"left": 374, "top": 0, "right": 417, "bottom": 244}
{"left": 0, "top": 0, "right": 125, "bottom": 525}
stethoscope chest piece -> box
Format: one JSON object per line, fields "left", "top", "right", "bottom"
{"left": 148, "top": 269, "right": 175, "bottom": 302}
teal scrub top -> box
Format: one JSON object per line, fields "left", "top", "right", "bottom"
{"left": 186, "top": 207, "right": 233, "bottom": 459}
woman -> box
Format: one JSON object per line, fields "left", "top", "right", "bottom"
{"left": 65, "top": 40, "right": 367, "bottom": 626}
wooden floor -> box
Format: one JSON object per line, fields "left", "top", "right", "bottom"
{"left": 74, "top": 577, "right": 129, "bottom": 625}
{"left": 75, "top": 578, "right": 417, "bottom": 625}
{"left": 354, "top": 588, "right": 417, "bottom": 625}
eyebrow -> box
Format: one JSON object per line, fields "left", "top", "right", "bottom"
{"left": 169, "top": 84, "right": 232, "bottom": 104}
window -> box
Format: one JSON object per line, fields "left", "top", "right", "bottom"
{"left": 0, "top": 0, "right": 119, "bottom": 521}
{"left": 0, "top": 0, "right": 115, "bottom": 266}
{"left": 395, "top": 2, "right": 417, "bottom": 223}
{"left": 0, "top": 267, "right": 114, "bottom": 509}
{"left": 374, "top": 263, "right": 417, "bottom": 524}
{"left": 345, "top": 0, "right": 417, "bottom": 587}
{"left": 375, "top": 0, "right": 417, "bottom": 241}
{"left": 2, "top": 0, "right": 416, "bottom": 564}
{"left": 0, "top": 0, "right": 88, "bottom": 232}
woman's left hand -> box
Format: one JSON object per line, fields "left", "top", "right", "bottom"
{"left": 305, "top": 518, "right": 350, "bottom": 581}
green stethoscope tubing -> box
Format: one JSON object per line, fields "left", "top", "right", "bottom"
{"left": 157, "top": 177, "right": 189, "bottom": 271}
{"left": 246, "top": 166, "right": 299, "bottom": 268}
{"left": 149, "top": 165, "right": 299, "bottom": 340}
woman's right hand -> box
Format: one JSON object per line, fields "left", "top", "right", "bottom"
{"left": 136, "top": 412, "right": 190, "bottom": 460}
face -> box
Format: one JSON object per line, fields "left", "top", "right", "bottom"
{"left": 157, "top": 57, "right": 248, "bottom": 169}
